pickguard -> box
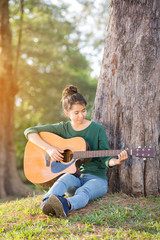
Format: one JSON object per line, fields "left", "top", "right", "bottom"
{"left": 51, "top": 159, "right": 77, "bottom": 173}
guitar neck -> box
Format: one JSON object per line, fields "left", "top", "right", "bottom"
{"left": 73, "top": 149, "right": 131, "bottom": 159}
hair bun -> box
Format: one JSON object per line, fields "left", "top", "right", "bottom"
{"left": 61, "top": 85, "right": 87, "bottom": 110}
{"left": 62, "top": 85, "right": 78, "bottom": 99}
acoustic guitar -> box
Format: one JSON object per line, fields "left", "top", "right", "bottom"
{"left": 24, "top": 132, "right": 154, "bottom": 187}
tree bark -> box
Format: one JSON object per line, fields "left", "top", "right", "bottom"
{"left": 0, "top": 0, "right": 34, "bottom": 198}
{"left": 92, "top": 0, "right": 160, "bottom": 196}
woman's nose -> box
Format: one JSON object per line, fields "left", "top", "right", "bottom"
{"left": 78, "top": 113, "right": 83, "bottom": 118}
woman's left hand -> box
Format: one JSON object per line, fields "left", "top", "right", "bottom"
{"left": 117, "top": 150, "right": 128, "bottom": 165}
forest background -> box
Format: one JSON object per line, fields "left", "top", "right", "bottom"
{"left": 1, "top": 2, "right": 160, "bottom": 238}
{"left": 11, "top": 0, "right": 109, "bottom": 184}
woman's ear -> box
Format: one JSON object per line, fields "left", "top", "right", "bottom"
{"left": 64, "top": 109, "right": 70, "bottom": 118}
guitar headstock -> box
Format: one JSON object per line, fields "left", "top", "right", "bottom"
{"left": 132, "top": 146, "right": 155, "bottom": 158}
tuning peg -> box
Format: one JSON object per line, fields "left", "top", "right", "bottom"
{"left": 143, "top": 158, "right": 147, "bottom": 161}
{"left": 138, "top": 146, "right": 141, "bottom": 148}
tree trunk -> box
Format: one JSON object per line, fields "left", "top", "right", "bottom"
{"left": 0, "top": 0, "right": 34, "bottom": 198}
{"left": 92, "top": 0, "right": 160, "bottom": 196}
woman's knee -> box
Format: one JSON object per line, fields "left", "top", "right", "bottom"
{"left": 75, "top": 179, "right": 107, "bottom": 201}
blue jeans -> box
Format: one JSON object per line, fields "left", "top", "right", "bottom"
{"left": 43, "top": 173, "right": 108, "bottom": 210}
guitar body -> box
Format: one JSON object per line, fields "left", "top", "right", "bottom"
{"left": 24, "top": 132, "right": 87, "bottom": 187}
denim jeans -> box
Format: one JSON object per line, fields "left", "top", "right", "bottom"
{"left": 43, "top": 173, "right": 108, "bottom": 210}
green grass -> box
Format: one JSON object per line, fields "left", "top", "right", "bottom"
{"left": 0, "top": 193, "right": 160, "bottom": 239}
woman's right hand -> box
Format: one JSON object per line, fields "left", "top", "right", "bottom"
{"left": 46, "top": 147, "right": 64, "bottom": 162}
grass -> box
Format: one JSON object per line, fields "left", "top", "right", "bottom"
{"left": 0, "top": 192, "right": 160, "bottom": 239}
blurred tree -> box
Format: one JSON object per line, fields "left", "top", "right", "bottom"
{"left": 76, "top": 0, "right": 110, "bottom": 61}
{"left": 69, "top": 0, "right": 111, "bottom": 78}
{"left": 0, "top": 0, "right": 32, "bottom": 197}
{"left": 54, "top": 0, "right": 111, "bottom": 78}
{"left": 10, "top": 0, "right": 97, "bottom": 170}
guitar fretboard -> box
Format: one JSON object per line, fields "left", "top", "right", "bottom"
{"left": 73, "top": 149, "right": 130, "bottom": 159}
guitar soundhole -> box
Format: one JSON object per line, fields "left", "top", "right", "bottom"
{"left": 63, "top": 149, "right": 73, "bottom": 162}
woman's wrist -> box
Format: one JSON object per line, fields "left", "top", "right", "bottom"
{"left": 108, "top": 158, "right": 120, "bottom": 167}
{"left": 44, "top": 145, "right": 55, "bottom": 152}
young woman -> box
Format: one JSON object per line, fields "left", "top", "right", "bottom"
{"left": 24, "top": 85, "right": 128, "bottom": 218}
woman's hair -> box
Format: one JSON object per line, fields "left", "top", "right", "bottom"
{"left": 61, "top": 85, "right": 87, "bottom": 111}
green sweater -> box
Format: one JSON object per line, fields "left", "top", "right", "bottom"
{"left": 24, "top": 121, "right": 113, "bottom": 180}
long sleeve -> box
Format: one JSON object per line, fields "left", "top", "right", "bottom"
{"left": 24, "top": 122, "right": 64, "bottom": 139}
{"left": 98, "top": 126, "right": 115, "bottom": 169}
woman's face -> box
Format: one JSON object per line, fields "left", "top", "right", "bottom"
{"left": 64, "top": 103, "right": 87, "bottom": 124}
